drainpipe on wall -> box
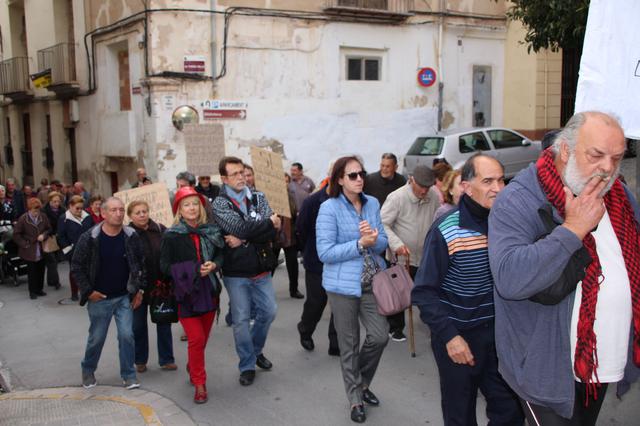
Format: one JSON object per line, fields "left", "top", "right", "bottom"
{"left": 211, "top": 0, "right": 217, "bottom": 79}
{"left": 544, "top": 50, "right": 548, "bottom": 131}
{"left": 437, "top": 0, "right": 445, "bottom": 131}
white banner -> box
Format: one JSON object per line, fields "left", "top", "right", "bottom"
{"left": 575, "top": 0, "right": 640, "bottom": 138}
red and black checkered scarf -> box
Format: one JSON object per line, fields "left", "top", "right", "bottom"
{"left": 537, "top": 149, "right": 640, "bottom": 398}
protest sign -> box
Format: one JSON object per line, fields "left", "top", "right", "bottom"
{"left": 250, "top": 146, "right": 291, "bottom": 218}
{"left": 114, "top": 183, "right": 173, "bottom": 227}
{"left": 575, "top": 0, "right": 640, "bottom": 138}
{"left": 183, "top": 123, "right": 226, "bottom": 176}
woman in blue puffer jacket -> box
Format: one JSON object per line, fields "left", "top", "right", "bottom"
{"left": 316, "top": 155, "right": 389, "bottom": 424}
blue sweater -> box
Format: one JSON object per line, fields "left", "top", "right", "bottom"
{"left": 489, "top": 164, "right": 640, "bottom": 418}
{"left": 316, "top": 193, "right": 388, "bottom": 297}
{"left": 412, "top": 195, "right": 494, "bottom": 345}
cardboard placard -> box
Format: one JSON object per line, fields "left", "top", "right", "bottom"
{"left": 183, "top": 123, "right": 226, "bottom": 177}
{"left": 250, "top": 146, "right": 291, "bottom": 218}
{"left": 114, "top": 183, "right": 173, "bottom": 228}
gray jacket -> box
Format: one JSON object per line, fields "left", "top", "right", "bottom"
{"left": 488, "top": 164, "right": 640, "bottom": 418}
{"left": 381, "top": 184, "right": 439, "bottom": 267}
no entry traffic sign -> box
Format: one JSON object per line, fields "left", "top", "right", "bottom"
{"left": 417, "top": 67, "right": 437, "bottom": 87}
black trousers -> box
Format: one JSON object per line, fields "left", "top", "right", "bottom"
{"left": 283, "top": 246, "right": 300, "bottom": 294}
{"left": 431, "top": 323, "right": 524, "bottom": 426}
{"left": 44, "top": 251, "right": 60, "bottom": 287}
{"left": 298, "top": 270, "right": 338, "bottom": 349}
{"left": 520, "top": 382, "right": 608, "bottom": 426}
{"left": 387, "top": 265, "right": 418, "bottom": 333}
{"left": 26, "top": 259, "right": 46, "bottom": 295}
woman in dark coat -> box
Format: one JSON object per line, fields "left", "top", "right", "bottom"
{"left": 13, "top": 198, "right": 52, "bottom": 299}
{"left": 57, "top": 195, "right": 93, "bottom": 301}
{"left": 42, "top": 191, "right": 65, "bottom": 290}
{"left": 128, "top": 200, "right": 176, "bottom": 373}
{"left": 160, "top": 186, "right": 224, "bottom": 404}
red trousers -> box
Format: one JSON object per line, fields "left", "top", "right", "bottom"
{"left": 180, "top": 311, "right": 215, "bottom": 386}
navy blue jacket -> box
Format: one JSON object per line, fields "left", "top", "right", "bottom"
{"left": 296, "top": 186, "right": 329, "bottom": 275}
{"left": 412, "top": 195, "right": 494, "bottom": 344}
{"left": 57, "top": 210, "right": 94, "bottom": 259}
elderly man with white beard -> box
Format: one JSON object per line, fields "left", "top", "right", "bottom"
{"left": 488, "top": 111, "right": 640, "bottom": 426}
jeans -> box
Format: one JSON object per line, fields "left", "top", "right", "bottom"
{"left": 224, "top": 274, "right": 278, "bottom": 372}
{"left": 132, "top": 300, "right": 174, "bottom": 366}
{"left": 81, "top": 294, "right": 136, "bottom": 380}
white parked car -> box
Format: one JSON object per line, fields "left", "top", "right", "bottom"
{"left": 403, "top": 127, "right": 542, "bottom": 179}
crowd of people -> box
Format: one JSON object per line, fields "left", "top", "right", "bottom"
{"left": 3, "top": 110, "right": 639, "bottom": 425}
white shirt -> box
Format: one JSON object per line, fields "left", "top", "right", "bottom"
{"left": 570, "top": 210, "right": 632, "bottom": 383}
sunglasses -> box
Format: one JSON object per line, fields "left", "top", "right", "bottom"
{"left": 345, "top": 171, "right": 367, "bottom": 181}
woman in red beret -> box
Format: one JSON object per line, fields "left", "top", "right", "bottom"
{"left": 159, "top": 186, "right": 224, "bottom": 404}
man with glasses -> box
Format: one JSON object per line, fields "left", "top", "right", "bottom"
{"left": 72, "top": 197, "right": 146, "bottom": 390}
{"left": 364, "top": 153, "right": 407, "bottom": 206}
{"left": 212, "top": 156, "right": 281, "bottom": 386}
{"left": 381, "top": 165, "right": 440, "bottom": 342}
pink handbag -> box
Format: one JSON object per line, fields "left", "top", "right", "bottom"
{"left": 372, "top": 254, "right": 413, "bottom": 316}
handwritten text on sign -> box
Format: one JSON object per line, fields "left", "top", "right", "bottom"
{"left": 183, "top": 123, "right": 226, "bottom": 177}
{"left": 250, "top": 147, "right": 291, "bottom": 218}
{"left": 114, "top": 183, "right": 174, "bottom": 228}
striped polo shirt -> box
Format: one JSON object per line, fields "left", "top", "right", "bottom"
{"left": 438, "top": 211, "right": 495, "bottom": 328}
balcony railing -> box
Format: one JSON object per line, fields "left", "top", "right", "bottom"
{"left": 325, "top": 0, "right": 414, "bottom": 15}
{"left": 0, "top": 57, "right": 30, "bottom": 94}
{"left": 37, "top": 43, "right": 76, "bottom": 85}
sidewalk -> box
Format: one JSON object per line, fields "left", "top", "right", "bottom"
{"left": 0, "top": 386, "right": 193, "bottom": 426}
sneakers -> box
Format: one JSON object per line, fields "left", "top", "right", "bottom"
{"left": 82, "top": 372, "right": 97, "bottom": 389}
{"left": 123, "top": 378, "right": 140, "bottom": 390}
{"left": 389, "top": 330, "right": 407, "bottom": 342}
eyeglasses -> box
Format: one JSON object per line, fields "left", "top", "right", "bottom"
{"left": 345, "top": 171, "right": 367, "bottom": 181}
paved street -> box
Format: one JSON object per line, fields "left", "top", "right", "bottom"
{"left": 1, "top": 158, "right": 640, "bottom": 426}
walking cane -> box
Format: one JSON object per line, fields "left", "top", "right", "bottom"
{"left": 406, "top": 256, "right": 416, "bottom": 358}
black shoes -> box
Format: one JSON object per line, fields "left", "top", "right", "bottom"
{"left": 35, "top": 291, "right": 47, "bottom": 296}
{"left": 29, "top": 293, "right": 37, "bottom": 300}
{"left": 350, "top": 405, "right": 366, "bottom": 423}
{"left": 328, "top": 346, "right": 340, "bottom": 357}
{"left": 256, "top": 354, "right": 273, "bottom": 370}
{"left": 297, "top": 323, "right": 314, "bottom": 351}
{"left": 362, "top": 388, "right": 379, "bottom": 406}
{"left": 239, "top": 370, "right": 255, "bottom": 386}
{"left": 290, "top": 290, "right": 304, "bottom": 299}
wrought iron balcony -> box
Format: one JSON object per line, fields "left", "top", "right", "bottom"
{"left": 324, "top": 0, "right": 414, "bottom": 20}
{"left": 0, "top": 57, "right": 31, "bottom": 96}
{"left": 37, "top": 42, "right": 78, "bottom": 97}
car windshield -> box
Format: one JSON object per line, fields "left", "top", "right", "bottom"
{"left": 407, "top": 137, "right": 444, "bottom": 155}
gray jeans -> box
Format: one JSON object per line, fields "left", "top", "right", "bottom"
{"left": 327, "top": 290, "right": 389, "bottom": 406}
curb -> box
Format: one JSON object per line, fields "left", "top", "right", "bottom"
{"left": 0, "top": 386, "right": 195, "bottom": 425}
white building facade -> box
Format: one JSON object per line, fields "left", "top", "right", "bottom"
{"left": 1, "top": 0, "right": 516, "bottom": 193}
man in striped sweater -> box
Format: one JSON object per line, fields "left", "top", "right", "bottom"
{"left": 412, "top": 154, "right": 523, "bottom": 425}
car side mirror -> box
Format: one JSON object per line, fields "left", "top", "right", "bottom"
{"left": 522, "top": 139, "right": 531, "bottom": 146}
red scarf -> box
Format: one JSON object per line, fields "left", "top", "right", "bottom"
{"left": 536, "top": 149, "right": 640, "bottom": 399}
